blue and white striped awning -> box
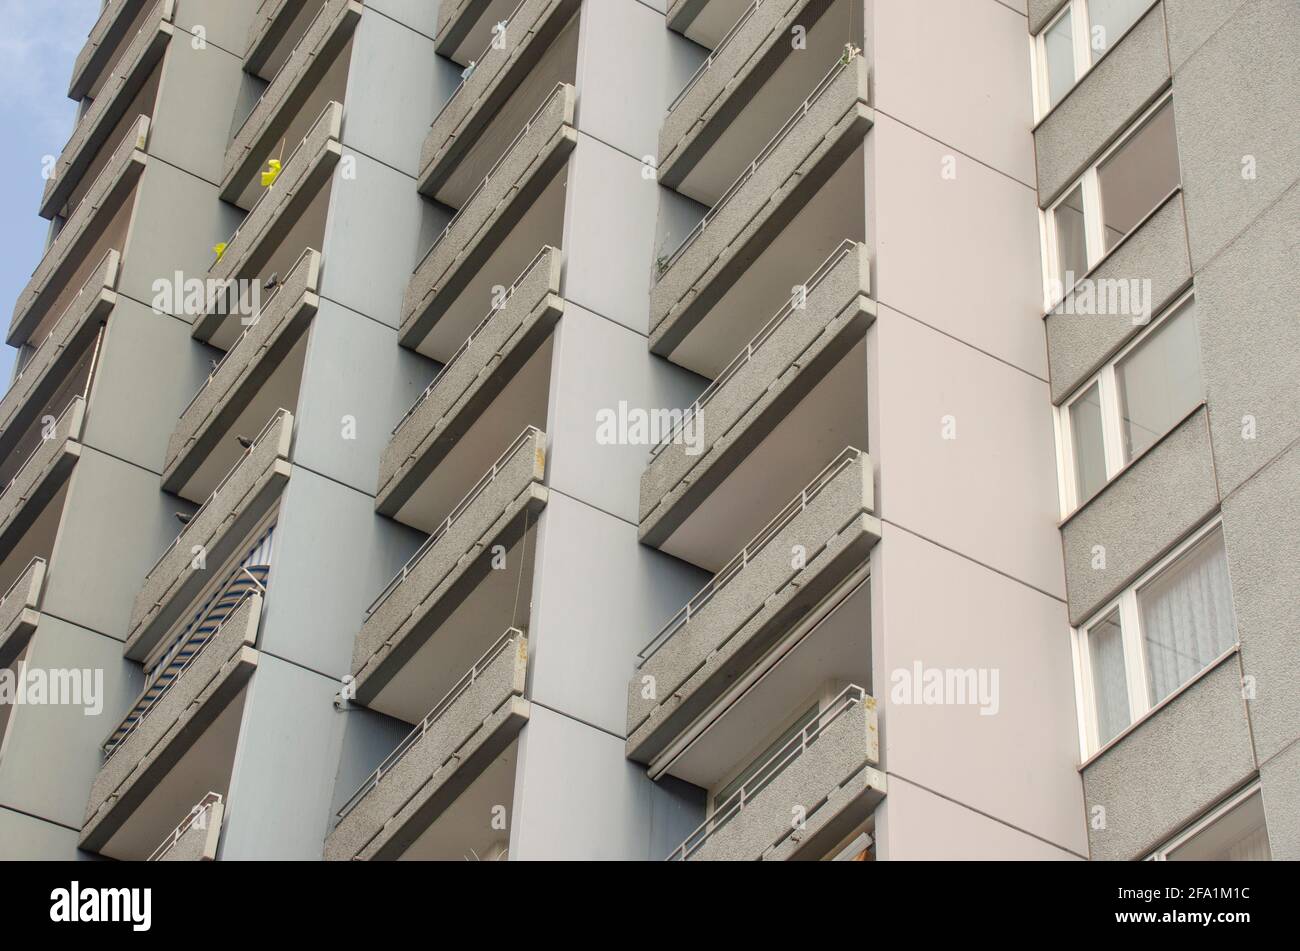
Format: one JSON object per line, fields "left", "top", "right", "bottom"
{"left": 105, "top": 528, "right": 274, "bottom": 755}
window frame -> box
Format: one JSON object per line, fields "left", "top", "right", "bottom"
{"left": 1032, "top": 0, "right": 1156, "bottom": 120}
{"left": 1054, "top": 288, "right": 1198, "bottom": 515}
{"left": 1041, "top": 91, "right": 1178, "bottom": 308}
{"left": 1070, "top": 519, "right": 1237, "bottom": 760}
{"left": 1147, "top": 783, "right": 1267, "bottom": 861}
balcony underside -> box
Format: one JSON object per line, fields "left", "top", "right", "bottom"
{"left": 245, "top": 0, "right": 329, "bottom": 80}
{"left": 69, "top": 0, "right": 154, "bottom": 101}
{"left": 435, "top": 0, "right": 520, "bottom": 65}
{"left": 668, "top": 0, "right": 755, "bottom": 47}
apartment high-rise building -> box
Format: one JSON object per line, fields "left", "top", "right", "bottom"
{"left": 0, "top": 0, "right": 1293, "bottom": 862}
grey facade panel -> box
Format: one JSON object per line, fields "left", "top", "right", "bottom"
{"left": 401, "top": 82, "right": 576, "bottom": 349}
{"left": 325, "top": 634, "right": 529, "bottom": 861}
{"left": 221, "top": 0, "right": 361, "bottom": 201}
{"left": 125, "top": 409, "right": 292, "bottom": 661}
{"left": 164, "top": 250, "right": 319, "bottom": 492}
{"left": 8, "top": 118, "right": 149, "bottom": 348}
{"left": 0, "top": 558, "right": 45, "bottom": 671}
{"left": 0, "top": 398, "right": 85, "bottom": 556}
{"left": 1034, "top": 3, "right": 1170, "bottom": 208}
{"left": 1044, "top": 191, "right": 1191, "bottom": 404}
{"left": 1170, "top": 0, "right": 1300, "bottom": 269}
{"left": 640, "top": 242, "right": 874, "bottom": 542}
{"left": 378, "top": 247, "right": 562, "bottom": 516}
{"left": 648, "top": 58, "right": 872, "bottom": 356}
{"left": 82, "top": 593, "right": 262, "bottom": 852}
{"left": 1221, "top": 440, "right": 1300, "bottom": 766}
{"left": 1061, "top": 406, "right": 1217, "bottom": 627}
{"left": 417, "top": 0, "right": 580, "bottom": 197}
{"left": 628, "top": 451, "right": 879, "bottom": 763}
{"left": 351, "top": 429, "right": 548, "bottom": 701}
{"left": 1082, "top": 655, "right": 1255, "bottom": 860}
{"left": 658, "top": 0, "right": 837, "bottom": 188}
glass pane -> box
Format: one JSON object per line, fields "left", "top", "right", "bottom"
{"left": 1098, "top": 102, "right": 1180, "bottom": 250}
{"left": 1167, "top": 792, "right": 1271, "bottom": 861}
{"left": 1088, "top": 609, "right": 1130, "bottom": 746}
{"left": 1139, "top": 530, "right": 1237, "bottom": 705}
{"left": 1069, "top": 382, "right": 1107, "bottom": 503}
{"left": 1116, "top": 300, "right": 1203, "bottom": 460}
{"left": 1054, "top": 184, "right": 1089, "bottom": 288}
{"left": 1088, "top": 0, "right": 1148, "bottom": 62}
{"left": 1044, "top": 12, "right": 1076, "bottom": 108}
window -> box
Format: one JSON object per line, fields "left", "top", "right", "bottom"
{"left": 1045, "top": 97, "right": 1180, "bottom": 295}
{"left": 1074, "top": 524, "right": 1238, "bottom": 757}
{"left": 1034, "top": 0, "right": 1151, "bottom": 117}
{"left": 1151, "top": 786, "right": 1272, "bottom": 861}
{"left": 1058, "top": 293, "right": 1202, "bottom": 512}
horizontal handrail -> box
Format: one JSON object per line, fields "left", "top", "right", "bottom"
{"left": 177, "top": 248, "right": 318, "bottom": 420}
{"left": 426, "top": 0, "right": 528, "bottom": 131}
{"left": 366, "top": 426, "right": 542, "bottom": 617}
{"left": 143, "top": 409, "right": 290, "bottom": 578}
{"left": 0, "top": 397, "right": 83, "bottom": 505}
{"left": 637, "top": 446, "right": 862, "bottom": 665}
{"left": 657, "top": 54, "right": 853, "bottom": 278}
{"left": 414, "top": 81, "right": 568, "bottom": 271}
{"left": 336, "top": 629, "right": 522, "bottom": 819}
{"left": 147, "top": 792, "right": 222, "bottom": 861}
{"left": 666, "top": 0, "right": 766, "bottom": 114}
{"left": 231, "top": 0, "right": 335, "bottom": 141}
{"left": 217, "top": 100, "right": 339, "bottom": 268}
{"left": 667, "top": 684, "right": 866, "bottom": 860}
{"left": 649, "top": 239, "right": 858, "bottom": 460}
{"left": 0, "top": 557, "right": 45, "bottom": 607}
{"left": 104, "top": 589, "right": 262, "bottom": 760}
{"left": 392, "top": 246, "right": 552, "bottom": 436}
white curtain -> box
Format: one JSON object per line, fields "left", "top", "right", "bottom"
{"left": 1140, "top": 532, "right": 1236, "bottom": 703}
{"left": 1088, "top": 611, "right": 1130, "bottom": 745}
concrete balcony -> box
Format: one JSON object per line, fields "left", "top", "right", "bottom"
{"left": 650, "top": 56, "right": 872, "bottom": 358}
{"left": 378, "top": 246, "right": 561, "bottom": 518}
{"left": 197, "top": 101, "right": 340, "bottom": 346}
{"left": 8, "top": 116, "right": 148, "bottom": 349}
{"left": 0, "top": 252, "right": 117, "bottom": 471}
{"left": 82, "top": 593, "right": 261, "bottom": 855}
{"left": 659, "top": 0, "right": 843, "bottom": 197}
{"left": 627, "top": 448, "right": 879, "bottom": 764}
{"left": 41, "top": 0, "right": 172, "bottom": 220}
{"left": 68, "top": 0, "right": 152, "bottom": 101}
{"left": 326, "top": 630, "right": 529, "bottom": 861}
{"left": 668, "top": 685, "right": 884, "bottom": 860}
{"left": 0, "top": 399, "right": 86, "bottom": 561}
{"left": 148, "top": 793, "right": 223, "bottom": 861}
{"left": 165, "top": 250, "right": 319, "bottom": 498}
{"left": 668, "top": 0, "right": 761, "bottom": 47}
{"left": 436, "top": 0, "right": 520, "bottom": 64}
{"left": 244, "top": 0, "right": 329, "bottom": 79}
{"left": 351, "top": 428, "right": 547, "bottom": 708}
{"left": 221, "top": 0, "right": 360, "bottom": 205}
{"left": 125, "top": 410, "right": 293, "bottom": 663}
{"left": 0, "top": 558, "right": 45, "bottom": 670}
{"left": 401, "top": 82, "right": 575, "bottom": 355}
{"left": 640, "top": 240, "right": 873, "bottom": 551}
{"left": 417, "top": 0, "right": 580, "bottom": 202}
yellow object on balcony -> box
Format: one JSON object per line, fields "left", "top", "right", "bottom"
{"left": 260, "top": 159, "right": 282, "bottom": 188}
{"left": 213, "top": 243, "right": 227, "bottom": 263}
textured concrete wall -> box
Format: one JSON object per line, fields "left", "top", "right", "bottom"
{"left": 628, "top": 453, "right": 879, "bottom": 761}
{"left": 1027, "top": 0, "right": 1069, "bottom": 35}
{"left": 0, "top": 559, "right": 44, "bottom": 670}
{"left": 0, "top": 400, "right": 84, "bottom": 552}
{"left": 1060, "top": 406, "right": 1217, "bottom": 626}
{"left": 378, "top": 246, "right": 562, "bottom": 514}
{"left": 155, "top": 799, "right": 223, "bottom": 860}
{"left": 126, "top": 409, "right": 291, "bottom": 660}
{"left": 1082, "top": 655, "right": 1255, "bottom": 859}
{"left": 82, "top": 592, "right": 261, "bottom": 852}
{"left": 649, "top": 58, "right": 872, "bottom": 354}
{"left": 1260, "top": 739, "right": 1300, "bottom": 860}
{"left": 1034, "top": 3, "right": 1170, "bottom": 207}
{"left": 640, "top": 243, "right": 872, "bottom": 543}
{"left": 1045, "top": 191, "right": 1190, "bottom": 403}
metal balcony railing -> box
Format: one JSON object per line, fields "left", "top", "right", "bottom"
{"left": 637, "top": 446, "right": 863, "bottom": 665}
{"left": 0, "top": 398, "right": 84, "bottom": 506}
{"left": 366, "top": 426, "right": 543, "bottom": 617}
{"left": 656, "top": 52, "right": 856, "bottom": 279}
{"left": 666, "top": 0, "right": 767, "bottom": 113}
{"left": 336, "top": 629, "right": 523, "bottom": 819}
{"left": 426, "top": 0, "right": 528, "bottom": 130}
{"left": 648, "top": 239, "right": 858, "bottom": 460}
{"left": 147, "top": 792, "right": 222, "bottom": 861}
{"left": 231, "top": 0, "right": 335, "bottom": 143}
{"left": 666, "top": 684, "right": 866, "bottom": 860}
{"left": 0, "top": 557, "right": 45, "bottom": 610}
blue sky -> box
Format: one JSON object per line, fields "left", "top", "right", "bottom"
{"left": 0, "top": 0, "right": 102, "bottom": 387}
